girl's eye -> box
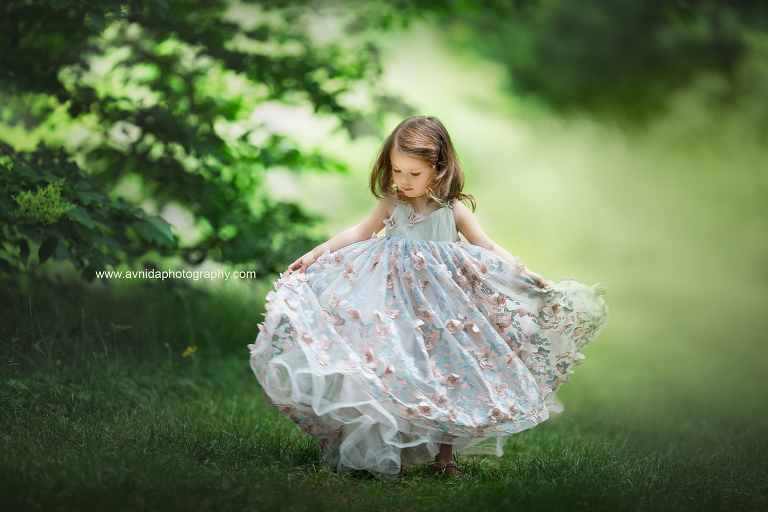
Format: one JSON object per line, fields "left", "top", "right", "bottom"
{"left": 393, "top": 169, "right": 401, "bottom": 173}
{"left": 412, "top": 173, "right": 420, "bottom": 177}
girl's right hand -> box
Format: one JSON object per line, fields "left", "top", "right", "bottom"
{"left": 288, "top": 251, "right": 317, "bottom": 274}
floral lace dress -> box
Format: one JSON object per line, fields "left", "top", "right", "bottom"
{"left": 248, "top": 199, "right": 609, "bottom": 481}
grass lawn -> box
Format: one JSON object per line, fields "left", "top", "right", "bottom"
{"left": 1, "top": 276, "right": 766, "bottom": 512}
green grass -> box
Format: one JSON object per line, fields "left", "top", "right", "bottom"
{"left": 1, "top": 275, "right": 765, "bottom": 512}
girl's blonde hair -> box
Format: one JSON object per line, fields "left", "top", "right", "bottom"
{"left": 370, "top": 116, "right": 476, "bottom": 211}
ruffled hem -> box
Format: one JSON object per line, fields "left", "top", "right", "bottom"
{"left": 256, "top": 363, "right": 549, "bottom": 481}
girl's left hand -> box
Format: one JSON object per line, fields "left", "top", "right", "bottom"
{"left": 530, "top": 273, "right": 553, "bottom": 290}
{"left": 539, "top": 279, "right": 556, "bottom": 291}
{"left": 520, "top": 265, "right": 552, "bottom": 291}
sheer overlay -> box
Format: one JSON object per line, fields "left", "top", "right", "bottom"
{"left": 248, "top": 200, "right": 609, "bottom": 480}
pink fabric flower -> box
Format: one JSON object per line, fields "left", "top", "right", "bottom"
{"left": 489, "top": 312, "right": 513, "bottom": 334}
{"left": 347, "top": 308, "right": 362, "bottom": 323}
{"left": 443, "top": 373, "right": 462, "bottom": 389}
{"left": 423, "top": 331, "right": 438, "bottom": 350}
{"left": 491, "top": 295, "right": 507, "bottom": 308}
{"left": 343, "top": 261, "right": 356, "bottom": 283}
{"left": 402, "top": 272, "right": 417, "bottom": 290}
{"left": 418, "top": 402, "right": 434, "bottom": 415}
{"left": 478, "top": 346, "right": 497, "bottom": 371}
{"left": 445, "top": 319, "right": 463, "bottom": 333}
{"left": 327, "top": 291, "right": 348, "bottom": 310}
{"left": 493, "top": 383, "right": 509, "bottom": 397}
{"left": 277, "top": 404, "right": 297, "bottom": 419}
{"left": 411, "top": 250, "right": 427, "bottom": 270}
{"left": 489, "top": 407, "right": 505, "bottom": 422}
{"left": 361, "top": 348, "right": 379, "bottom": 370}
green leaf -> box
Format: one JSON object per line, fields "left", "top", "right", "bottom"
{"left": 152, "top": 0, "right": 169, "bottom": 19}
{"left": 54, "top": 243, "right": 70, "bottom": 261}
{"left": 146, "top": 215, "right": 176, "bottom": 246}
{"left": 17, "top": 226, "right": 42, "bottom": 245}
{"left": 18, "top": 239, "right": 29, "bottom": 267}
{"left": 177, "top": 378, "right": 200, "bottom": 392}
{"left": 11, "top": 163, "right": 38, "bottom": 181}
{"left": 0, "top": 257, "right": 13, "bottom": 276}
{"left": 50, "top": 0, "right": 72, "bottom": 11}
{"left": 82, "top": 265, "right": 97, "bottom": 282}
{"left": 38, "top": 237, "right": 58, "bottom": 264}
{"left": 132, "top": 219, "right": 174, "bottom": 247}
{"left": 73, "top": 181, "right": 94, "bottom": 191}
{"left": 7, "top": 379, "right": 29, "bottom": 391}
{"left": 90, "top": 252, "right": 106, "bottom": 271}
{"left": 42, "top": 170, "right": 60, "bottom": 183}
{"left": 74, "top": 189, "right": 106, "bottom": 205}
{"left": 87, "top": 10, "right": 106, "bottom": 32}
{"left": 94, "top": 235, "right": 124, "bottom": 255}
{"left": 66, "top": 206, "right": 95, "bottom": 229}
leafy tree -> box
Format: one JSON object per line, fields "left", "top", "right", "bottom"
{"left": 0, "top": 0, "right": 399, "bottom": 281}
{"left": 450, "top": 0, "right": 768, "bottom": 121}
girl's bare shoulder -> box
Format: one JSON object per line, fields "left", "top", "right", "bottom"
{"left": 379, "top": 196, "right": 398, "bottom": 217}
{"left": 451, "top": 198, "right": 474, "bottom": 222}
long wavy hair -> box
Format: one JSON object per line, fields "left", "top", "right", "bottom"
{"left": 369, "top": 116, "right": 476, "bottom": 211}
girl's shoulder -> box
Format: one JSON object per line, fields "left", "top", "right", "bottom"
{"left": 379, "top": 196, "right": 401, "bottom": 218}
{"left": 450, "top": 198, "right": 477, "bottom": 228}
{"left": 449, "top": 197, "right": 471, "bottom": 215}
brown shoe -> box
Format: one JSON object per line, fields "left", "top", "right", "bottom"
{"left": 428, "top": 461, "right": 462, "bottom": 475}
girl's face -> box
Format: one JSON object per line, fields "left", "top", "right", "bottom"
{"left": 390, "top": 150, "right": 433, "bottom": 200}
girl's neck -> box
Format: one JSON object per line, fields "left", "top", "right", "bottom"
{"left": 404, "top": 196, "right": 438, "bottom": 214}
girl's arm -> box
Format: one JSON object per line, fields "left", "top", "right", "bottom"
{"left": 453, "top": 201, "right": 551, "bottom": 288}
{"left": 288, "top": 198, "right": 393, "bottom": 273}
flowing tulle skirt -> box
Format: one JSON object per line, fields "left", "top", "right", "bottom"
{"left": 248, "top": 237, "right": 608, "bottom": 480}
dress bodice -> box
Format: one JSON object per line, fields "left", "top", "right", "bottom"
{"left": 384, "top": 199, "right": 460, "bottom": 242}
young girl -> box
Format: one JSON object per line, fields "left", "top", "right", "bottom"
{"left": 248, "top": 116, "right": 608, "bottom": 480}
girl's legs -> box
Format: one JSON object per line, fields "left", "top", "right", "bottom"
{"left": 430, "top": 442, "right": 461, "bottom": 475}
{"left": 436, "top": 443, "right": 452, "bottom": 463}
